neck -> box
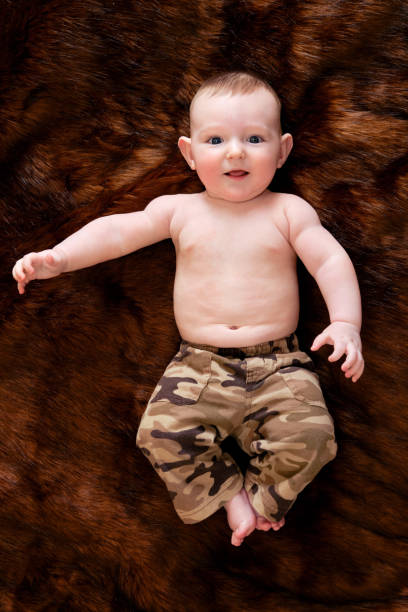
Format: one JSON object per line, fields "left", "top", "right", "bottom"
{"left": 203, "top": 189, "right": 270, "bottom": 208}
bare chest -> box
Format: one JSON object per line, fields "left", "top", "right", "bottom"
{"left": 173, "top": 205, "right": 291, "bottom": 265}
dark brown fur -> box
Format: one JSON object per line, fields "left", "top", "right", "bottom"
{"left": 1, "top": 1, "right": 407, "bottom": 610}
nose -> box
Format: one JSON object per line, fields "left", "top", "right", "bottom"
{"left": 226, "top": 139, "right": 245, "bottom": 159}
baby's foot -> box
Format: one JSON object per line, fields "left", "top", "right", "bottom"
{"left": 254, "top": 510, "right": 286, "bottom": 532}
{"left": 225, "top": 489, "right": 256, "bottom": 546}
{"left": 270, "top": 517, "right": 285, "bottom": 531}
{"left": 255, "top": 514, "right": 273, "bottom": 531}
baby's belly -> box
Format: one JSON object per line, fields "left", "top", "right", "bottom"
{"left": 176, "top": 322, "right": 299, "bottom": 348}
{"left": 173, "top": 277, "right": 300, "bottom": 348}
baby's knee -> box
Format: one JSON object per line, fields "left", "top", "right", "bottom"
{"left": 306, "top": 426, "right": 338, "bottom": 464}
{"left": 135, "top": 419, "right": 147, "bottom": 446}
{"left": 136, "top": 419, "right": 157, "bottom": 455}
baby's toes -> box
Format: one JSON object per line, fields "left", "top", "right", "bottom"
{"left": 231, "top": 531, "right": 244, "bottom": 546}
{"left": 256, "top": 517, "right": 272, "bottom": 531}
{"left": 271, "top": 517, "right": 285, "bottom": 531}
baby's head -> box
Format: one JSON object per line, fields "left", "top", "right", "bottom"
{"left": 189, "top": 71, "right": 283, "bottom": 132}
{"left": 179, "top": 71, "right": 293, "bottom": 203}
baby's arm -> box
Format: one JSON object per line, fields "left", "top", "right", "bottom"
{"left": 12, "top": 196, "right": 175, "bottom": 294}
{"left": 286, "top": 196, "right": 364, "bottom": 382}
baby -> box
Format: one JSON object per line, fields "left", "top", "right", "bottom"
{"left": 12, "top": 71, "right": 364, "bottom": 547}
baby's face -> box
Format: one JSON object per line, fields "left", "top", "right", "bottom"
{"left": 184, "top": 88, "right": 292, "bottom": 204}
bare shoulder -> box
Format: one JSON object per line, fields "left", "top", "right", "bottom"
{"left": 280, "top": 194, "right": 322, "bottom": 237}
{"left": 280, "top": 193, "right": 319, "bottom": 217}
{"left": 144, "top": 193, "right": 188, "bottom": 225}
{"left": 145, "top": 193, "right": 179, "bottom": 215}
{"left": 146, "top": 192, "right": 200, "bottom": 214}
{"left": 263, "top": 191, "right": 314, "bottom": 215}
{"left": 145, "top": 192, "right": 202, "bottom": 240}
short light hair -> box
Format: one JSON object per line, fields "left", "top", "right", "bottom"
{"left": 190, "top": 71, "right": 282, "bottom": 114}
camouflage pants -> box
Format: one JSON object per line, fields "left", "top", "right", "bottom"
{"left": 136, "top": 335, "right": 337, "bottom": 524}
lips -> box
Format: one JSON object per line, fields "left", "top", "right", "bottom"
{"left": 225, "top": 170, "right": 249, "bottom": 177}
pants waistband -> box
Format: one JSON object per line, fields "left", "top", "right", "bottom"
{"left": 183, "top": 333, "right": 299, "bottom": 359}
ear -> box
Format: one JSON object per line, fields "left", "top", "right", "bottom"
{"left": 178, "top": 136, "right": 196, "bottom": 170}
{"left": 277, "top": 133, "right": 293, "bottom": 168}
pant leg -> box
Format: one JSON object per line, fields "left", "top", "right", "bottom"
{"left": 235, "top": 351, "right": 337, "bottom": 522}
{"left": 136, "top": 343, "right": 244, "bottom": 524}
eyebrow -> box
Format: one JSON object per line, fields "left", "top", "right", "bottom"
{"left": 195, "top": 123, "right": 272, "bottom": 135}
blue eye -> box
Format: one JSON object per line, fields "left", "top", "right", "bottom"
{"left": 248, "top": 135, "right": 262, "bottom": 143}
{"left": 208, "top": 136, "right": 222, "bottom": 145}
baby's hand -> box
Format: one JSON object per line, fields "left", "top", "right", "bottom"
{"left": 12, "top": 249, "right": 65, "bottom": 294}
{"left": 311, "top": 322, "right": 364, "bottom": 382}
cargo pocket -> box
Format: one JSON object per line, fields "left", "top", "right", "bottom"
{"left": 149, "top": 345, "right": 212, "bottom": 406}
{"left": 279, "top": 361, "right": 327, "bottom": 408}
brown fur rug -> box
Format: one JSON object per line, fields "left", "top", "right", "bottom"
{"left": 1, "top": 1, "right": 407, "bottom": 610}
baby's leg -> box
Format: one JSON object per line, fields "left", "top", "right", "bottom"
{"left": 244, "top": 401, "right": 336, "bottom": 526}
{"left": 235, "top": 350, "right": 337, "bottom": 526}
{"left": 137, "top": 344, "right": 244, "bottom": 525}
{"left": 224, "top": 488, "right": 256, "bottom": 546}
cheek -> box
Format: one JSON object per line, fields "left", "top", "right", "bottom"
{"left": 251, "top": 155, "right": 279, "bottom": 186}
{"left": 195, "top": 152, "right": 221, "bottom": 177}
{"left": 254, "top": 149, "right": 279, "bottom": 171}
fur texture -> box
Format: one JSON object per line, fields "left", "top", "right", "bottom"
{"left": 1, "top": 1, "right": 407, "bottom": 610}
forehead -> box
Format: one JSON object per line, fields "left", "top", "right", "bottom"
{"left": 190, "top": 88, "right": 281, "bottom": 131}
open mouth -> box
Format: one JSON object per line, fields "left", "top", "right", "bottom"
{"left": 224, "top": 170, "right": 249, "bottom": 177}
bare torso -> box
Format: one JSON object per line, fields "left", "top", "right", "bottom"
{"left": 169, "top": 190, "right": 299, "bottom": 347}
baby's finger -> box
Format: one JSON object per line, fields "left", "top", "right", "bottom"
{"left": 328, "top": 341, "right": 347, "bottom": 363}
{"left": 351, "top": 358, "right": 365, "bottom": 383}
{"left": 17, "top": 280, "right": 26, "bottom": 294}
{"left": 22, "top": 253, "right": 36, "bottom": 275}
{"left": 311, "top": 333, "right": 330, "bottom": 351}
{"left": 341, "top": 343, "right": 358, "bottom": 372}
{"left": 345, "top": 352, "right": 364, "bottom": 380}
{"left": 13, "top": 259, "right": 26, "bottom": 280}
{"left": 310, "top": 335, "right": 322, "bottom": 351}
{"left": 12, "top": 263, "right": 20, "bottom": 281}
